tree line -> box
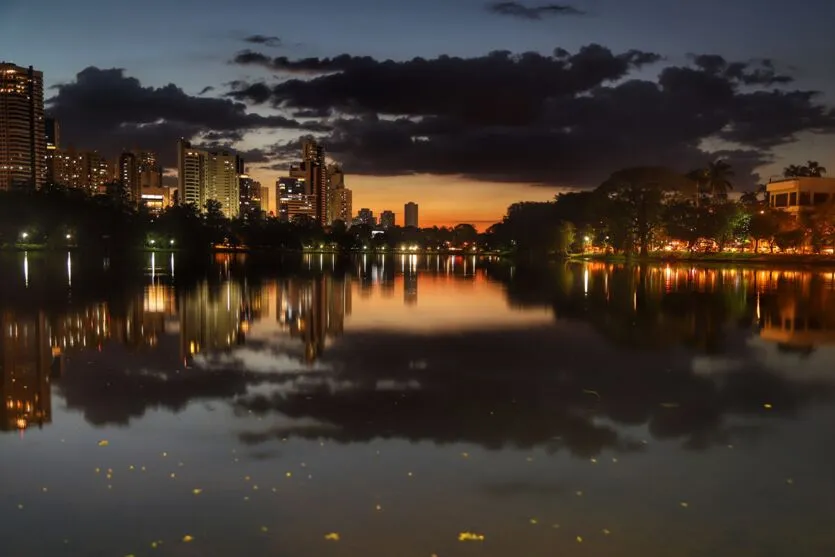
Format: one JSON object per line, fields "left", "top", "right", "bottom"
{"left": 484, "top": 160, "right": 831, "bottom": 256}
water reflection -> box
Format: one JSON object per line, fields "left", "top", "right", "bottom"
{"left": 2, "top": 253, "right": 835, "bottom": 556}
{"left": 1, "top": 254, "right": 833, "bottom": 438}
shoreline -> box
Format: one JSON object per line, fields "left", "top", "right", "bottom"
{"left": 570, "top": 252, "right": 835, "bottom": 268}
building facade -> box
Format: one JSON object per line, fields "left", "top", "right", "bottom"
{"left": 380, "top": 210, "right": 395, "bottom": 229}
{"left": 277, "top": 177, "right": 315, "bottom": 222}
{"left": 767, "top": 177, "right": 835, "bottom": 215}
{"left": 177, "top": 140, "right": 240, "bottom": 218}
{"left": 404, "top": 202, "right": 419, "bottom": 228}
{"left": 0, "top": 63, "right": 46, "bottom": 190}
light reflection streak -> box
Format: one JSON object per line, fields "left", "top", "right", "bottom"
{"left": 23, "top": 251, "right": 29, "bottom": 288}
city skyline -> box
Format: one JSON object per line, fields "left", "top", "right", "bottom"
{"left": 4, "top": 0, "right": 834, "bottom": 227}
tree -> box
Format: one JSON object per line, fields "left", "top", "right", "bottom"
{"left": 704, "top": 160, "right": 734, "bottom": 200}
{"left": 597, "top": 167, "right": 695, "bottom": 257}
{"left": 784, "top": 161, "right": 827, "bottom": 178}
{"left": 806, "top": 160, "right": 827, "bottom": 177}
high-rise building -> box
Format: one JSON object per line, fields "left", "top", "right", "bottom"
{"left": 405, "top": 202, "right": 419, "bottom": 228}
{"left": 277, "top": 177, "right": 315, "bottom": 222}
{"left": 239, "top": 171, "right": 262, "bottom": 219}
{"left": 0, "top": 63, "right": 46, "bottom": 190}
{"left": 207, "top": 151, "right": 240, "bottom": 219}
{"left": 326, "top": 164, "right": 353, "bottom": 224}
{"left": 177, "top": 140, "right": 240, "bottom": 218}
{"left": 119, "top": 151, "right": 139, "bottom": 200}
{"left": 357, "top": 208, "right": 375, "bottom": 227}
{"left": 178, "top": 139, "right": 206, "bottom": 209}
{"left": 301, "top": 139, "right": 328, "bottom": 225}
{"left": 380, "top": 210, "right": 395, "bottom": 229}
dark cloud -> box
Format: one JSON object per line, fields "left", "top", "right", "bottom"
{"left": 197, "top": 85, "right": 215, "bottom": 95}
{"left": 487, "top": 1, "right": 585, "bottom": 19}
{"left": 243, "top": 34, "right": 282, "bottom": 47}
{"left": 227, "top": 46, "right": 835, "bottom": 189}
{"left": 46, "top": 67, "right": 325, "bottom": 167}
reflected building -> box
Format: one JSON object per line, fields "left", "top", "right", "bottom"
{"left": 0, "top": 312, "right": 53, "bottom": 431}
{"left": 404, "top": 255, "right": 419, "bottom": 305}
{"left": 759, "top": 275, "right": 835, "bottom": 350}
{"left": 180, "top": 281, "right": 244, "bottom": 361}
{"left": 274, "top": 275, "right": 351, "bottom": 362}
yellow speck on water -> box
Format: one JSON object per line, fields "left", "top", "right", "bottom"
{"left": 612, "top": 458, "right": 618, "bottom": 463}
{"left": 407, "top": 472, "right": 413, "bottom": 477}
{"left": 150, "top": 541, "right": 158, "bottom": 549}
{"left": 192, "top": 488, "right": 202, "bottom": 495}
{"left": 603, "top": 528, "right": 611, "bottom": 535}
{"left": 161, "top": 452, "right": 167, "bottom": 457}
{"left": 129, "top": 465, "right": 135, "bottom": 471}
{"left": 17, "top": 504, "right": 23, "bottom": 510}
{"left": 42, "top": 487, "right": 48, "bottom": 492}
{"left": 526, "top": 457, "right": 534, "bottom": 462}
{"left": 552, "top": 524, "right": 561, "bottom": 529}
{"left": 786, "top": 478, "right": 795, "bottom": 485}
{"left": 680, "top": 502, "right": 689, "bottom": 508}
{"left": 590, "top": 458, "right": 597, "bottom": 464}
{"left": 97, "top": 440, "right": 109, "bottom": 447}
{"left": 285, "top": 472, "right": 292, "bottom": 478}
{"left": 575, "top": 490, "right": 584, "bottom": 497}
{"left": 324, "top": 533, "right": 341, "bottom": 541}
{"left": 458, "top": 532, "right": 485, "bottom": 542}
{"left": 182, "top": 535, "right": 194, "bottom": 543}
{"left": 376, "top": 504, "right": 382, "bottom": 511}
{"left": 95, "top": 468, "right": 101, "bottom": 474}
{"left": 244, "top": 476, "right": 251, "bottom": 481}
{"left": 576, "top": 536, "right": 583, "bottom": 543}
{"left": 529, "top": 518, "right": 538, "bottom": 525}
{"left": 260, "top": 526, "right": 269, "bottom": 533}
{"left": 244, "top": 496, "right": 250, "bottom": 501}
{"left": 141, "top": 467, "right": 146, "bottom": 472}
{"left": 461, "top": 452, "right": 469, "bottom": 458}
{"left": 169, "top": 473, "right": 176, "bottom": 479}
{"left": 764, "top": 403, "right": 773, "bottom": 409}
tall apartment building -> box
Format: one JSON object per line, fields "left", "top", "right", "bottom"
{"left": 0, "top": 63, "right": 46, "bottom": 190}
{"left": 239, "top": 171, "right": 262, "bottom": 219}
{"left": 327, "top": 164, "right": 353, "bottom": 224}
{"left": 301, "top": 139, "right": 328, "bottom": 225}
{"left": 405, "top": 202, "right": 419, "bottom": 228}
{"left": 177, "top": 140, "right": 240, "bottom": 218}
{"left": 207, "top": 152, "right": 240, "bottom": 219}
{"left": 178, "top": 139, "right": 206, "bottom": 208}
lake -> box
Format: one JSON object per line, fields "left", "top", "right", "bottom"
{"left": 2, "top": 252, "right": 835, "bottom": 557}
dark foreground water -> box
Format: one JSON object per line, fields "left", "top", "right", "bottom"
{"left": 1, "top": 252, "right": 835, "bottom": 557}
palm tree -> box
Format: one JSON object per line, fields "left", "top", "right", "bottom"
{"left": 783, "top": 164, "right": 807, "bottom": 178}
{"left": 704, "top": 159, "right": 734, "bottom": 199}
{"left": 806, "top": 160, "right": 827, "bottom": 177}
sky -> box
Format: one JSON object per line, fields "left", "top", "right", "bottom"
{"left": 2, "top": 0, "right": 834, "bottom": 227}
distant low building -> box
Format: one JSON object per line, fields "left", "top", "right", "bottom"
{"left": 766, "top": 177, "right": 835, "bottom": 215}
{"left": 357, "top": 208, "right": 375, "bottom": 227}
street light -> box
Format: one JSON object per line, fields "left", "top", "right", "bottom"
{"left": 149, "top": 239, "right": 156, "bottom": 245}
{"left": 20, "top": 232, "right": 29, "bottom": 240}
{"left": 66, "top": 234, "right": 72, "bottom": 240}
{"left": 169, "top": 239, "right": 175, "bottom": 246}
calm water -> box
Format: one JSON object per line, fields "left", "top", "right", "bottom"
{"left": 2, "top": 252, "right": 835, "bottom": 556}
